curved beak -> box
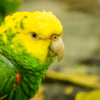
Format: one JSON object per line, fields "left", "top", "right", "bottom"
{"left": 48, "top": 37, "right": 64, "bottom": 62}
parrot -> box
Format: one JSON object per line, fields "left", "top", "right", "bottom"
{"left": 0, "top": 11, "right": 64, "bottom": 100}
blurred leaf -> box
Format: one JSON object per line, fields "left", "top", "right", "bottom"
{"left": 0, "top": 0, "right": 24, "bottom": 13}
{"left": 64, "top": 86, "right": 74, "bottom": 95}
{"left": 75, "top": 90, "right": 100, "bottom": 100}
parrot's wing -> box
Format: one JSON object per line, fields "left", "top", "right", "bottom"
{"left": 0, "top": 54, "right": 16, "bottom": 98}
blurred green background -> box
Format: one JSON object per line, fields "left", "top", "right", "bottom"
{"left": 1, "top": 0, "right": 100, "bottom": 100}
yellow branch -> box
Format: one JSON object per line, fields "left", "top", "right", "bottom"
{"left": 45, "top": 71, "right": 100, "bottom": 89}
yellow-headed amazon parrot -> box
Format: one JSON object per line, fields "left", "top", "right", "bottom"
{"left": 0, "top": 11, "right": 64, "bottom": 100}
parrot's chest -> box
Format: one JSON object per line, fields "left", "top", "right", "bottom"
{"left": 15, "top": 70, "right": 43, "bottom": 99}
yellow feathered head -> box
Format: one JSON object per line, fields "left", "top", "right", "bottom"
{"left": 1, "top": 11, "right": 64, "bottom": 64}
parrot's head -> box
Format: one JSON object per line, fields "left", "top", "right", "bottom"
{"left": 0, "top": 11, "right": 64, "bottom": 70}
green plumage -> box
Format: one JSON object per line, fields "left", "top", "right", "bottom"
{"left": 0, "top": 49, "right": 54, "bottom": 100}
{"left": 0, "top": 46, "right": 54, "bottom": 100}
{"left": 0, "top": 55, "right": 16, "bottom": 97}
{"left": 0, "top": 33, "right": 55, "bottom": 99}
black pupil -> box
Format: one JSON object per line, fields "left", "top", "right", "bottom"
{"left": 32, "top": 33, "right": 36, "bottom": 37}
{"left": 54, "top": 36, "right": 56, "bottom": 39}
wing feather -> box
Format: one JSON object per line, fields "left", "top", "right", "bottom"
{"left": 0, "top": 54, "right": 16, "bottom": 97}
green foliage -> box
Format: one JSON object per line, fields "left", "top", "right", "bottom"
{"left": 0, "top": 0, "right": 24, "bottom": 25}
{"left": 0, "top": 12, "right": 4, "bottom": 25}
{"left": 0, "top": 0, "right": 24, "bottom": 13}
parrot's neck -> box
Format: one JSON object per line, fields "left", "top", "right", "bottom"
{"left": 19, "top": 68, "right": 44, "bottom": 98}
{"left": 19, "top": 67, "right": 45, "bottom": 98}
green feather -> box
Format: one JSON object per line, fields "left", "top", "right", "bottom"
{"left": 21, "top": 81, "right": 30, "bottom": 96}
{"left": 0, "top": 57, "right": 16, "bottom": 97}
{"left": 5, "top": 75, "right": 16, "bottom": 93}
{"left": 20, "top": 20, "right": 24, "bottom": 29}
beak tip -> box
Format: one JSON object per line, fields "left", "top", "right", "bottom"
{"left": 57, "top": 55, "right": 64, "bottom": 62}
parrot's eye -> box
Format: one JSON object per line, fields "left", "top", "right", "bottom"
{"left": 30, "top": 32, "right": 39, "bottom": 40}
{"left": 51, "top": 34, "right": 59, "bottom": 41}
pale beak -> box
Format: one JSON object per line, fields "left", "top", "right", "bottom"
{"left": 48, "top": 37, "right": 64, "bottom": 62}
